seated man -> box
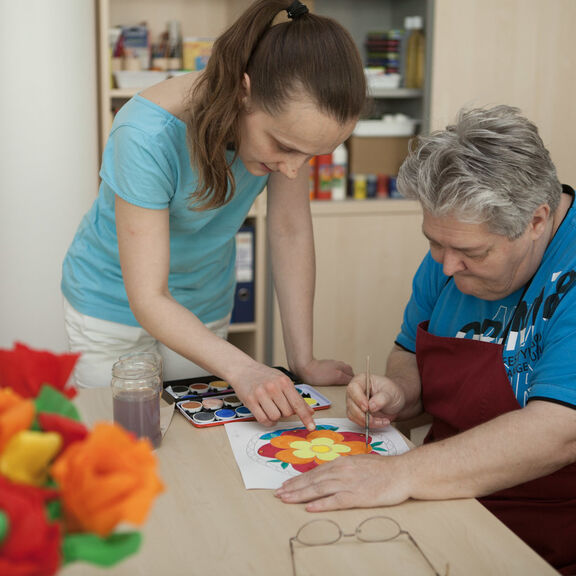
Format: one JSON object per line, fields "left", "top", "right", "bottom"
{"left": 275, "top": 105, "right": 576, "bottom": 574}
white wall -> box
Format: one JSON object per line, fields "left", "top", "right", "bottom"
{"left": 0, "top": 0, "right": 99, "bottom": 351}
{"left": 430, "top": 0, "right": 576, "bottom": 184}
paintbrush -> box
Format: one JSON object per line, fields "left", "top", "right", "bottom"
{"left": 365, "top": 355, "right": 371, "bottom": 449}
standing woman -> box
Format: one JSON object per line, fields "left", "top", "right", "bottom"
{"left": 61, "top": 0, "right": 366, "bottom": 428}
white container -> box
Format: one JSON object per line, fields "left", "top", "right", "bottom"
{"left": 114, "top": 70, "right": 169, "bottom": 89}
{"left": 353, "top": 115, "right": 417, "bottom": 137}
{"left": 331, "top": 144, "right": 348, "bottom": 201}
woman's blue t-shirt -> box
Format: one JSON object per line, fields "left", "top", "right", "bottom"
{"left": 62, "top": 95, "right": 268, "bottom": 326}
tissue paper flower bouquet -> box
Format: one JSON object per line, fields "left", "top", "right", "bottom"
{"left": 0, "top": 343, "right": 164, "bottom": 575}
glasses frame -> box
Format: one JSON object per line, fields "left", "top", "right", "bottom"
{"left": 289, "top": 516, "right": 444, "bottom": 576}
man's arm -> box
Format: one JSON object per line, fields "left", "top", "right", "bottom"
{"left": 276, "top": 399, "right": 576, "bottom": 511}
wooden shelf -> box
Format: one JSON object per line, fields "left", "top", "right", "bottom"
{"left": 228, "top": 322, "right": 256, "bottom": 334}
{"left": 369, "top": 88, "right": 423, "bottom": 99}
{"left": 310, "top": 198, "right": 421, "bottom": 216}
{"left": 110, "top": 88, "right": 138, "bottom": 99}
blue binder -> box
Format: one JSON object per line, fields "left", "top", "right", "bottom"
{"left": 231, "top": 226, "right": 255, "bottom": 323}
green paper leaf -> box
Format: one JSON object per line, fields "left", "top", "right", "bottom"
{"left": 0, "top": 511, "right": 9, "bottom": 545}
{"left": 45, "top": 499, "right": 62, "bottom": 522}
{"left": 62, "top": 531, "right": 142, "bottom": 567}
{"left": 34, "top": 384, "right": 81, "bottom": 422}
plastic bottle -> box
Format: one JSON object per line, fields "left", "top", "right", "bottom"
{"left": 316, "top": 154, "right": 333, "bottom": 200}
{"left": 403, "top": 16, "right": 425, "bottom": 90}
{"left": 331, "top": 144, "right": 348, "bottom": 200}
{"left": 353, "top": 174, "right": 367, "bottom": 200}
{"left": 167, "top": 20, "right": 183, "bottom": 70}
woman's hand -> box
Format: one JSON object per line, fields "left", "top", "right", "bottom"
{"left": 347, "top": 373, "right": 407, "bottom": 428}
{"left": 231, "top": 364, "right": 316, "bottom": 430}
{"left": 296, "top": 358, "right": 354, "bottom": 387}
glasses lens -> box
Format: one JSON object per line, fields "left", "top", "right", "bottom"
{"left": 357, "top": 516, "right": 401, "bottom": 542}
{"left": 296, "top": 519, "right": 342, "bottom": 546}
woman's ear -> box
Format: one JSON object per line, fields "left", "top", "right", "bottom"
{"left": 241, "top": 73, "right": 252, "bottom": 110}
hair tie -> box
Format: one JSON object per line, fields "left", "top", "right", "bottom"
{"left": 287, "top": 0, "right": 309, "bottom": 19}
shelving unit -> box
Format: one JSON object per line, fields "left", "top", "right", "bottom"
{"left": 314, "top": 0, "right": 432, "bottom": 131}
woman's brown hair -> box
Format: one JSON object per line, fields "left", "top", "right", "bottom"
{"left": 187, "top": 0, "right": 366, "bottom": 209}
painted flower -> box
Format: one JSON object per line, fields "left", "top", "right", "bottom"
{"left": 258, "top": 426, "right": 374, "bottom": 473}
{"left": 0, "top": 476, "right": 61, "bottom": 576}
{"left": 51, "top": 423, "right": 164, "bottom": 537}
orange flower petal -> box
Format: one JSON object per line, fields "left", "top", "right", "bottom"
{"left": 0, "top": 389, "right": 35, "bottom": 453}
{"left": 341, "top": 441, "right": 373, "bottom": 455}
{"left": 51, "top": 422, "right": 164, "bottom": 537}
{"left": 305, "top": 429, "right": 345, "bottom": 443}
{"left": 270, "top": 434, "right": 309, "bottom": 449}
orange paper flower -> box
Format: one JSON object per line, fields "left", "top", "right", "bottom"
{"left": 51, "top": 423, "right": 164, "bottom": 537}
{"left": 0, "top": 388, "right": 35, "bottom": 453}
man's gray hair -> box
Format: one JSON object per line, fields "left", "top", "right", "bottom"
{"left": 397, "top": 105, "right": 562, "bottom": 239}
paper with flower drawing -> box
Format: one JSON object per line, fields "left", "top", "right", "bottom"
{"left": 225, "top": 418, "right": 410, "bottom": 489}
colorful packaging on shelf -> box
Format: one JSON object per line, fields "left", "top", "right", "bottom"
{"left": 182, "top": 37, "right": 214, "bottom": 71}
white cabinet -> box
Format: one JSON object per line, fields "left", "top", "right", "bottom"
{"left": 271, "top": 200, "right": 429, "bottom": 376}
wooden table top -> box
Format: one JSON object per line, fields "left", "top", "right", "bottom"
{"left": 61, "top": 384, "right": 558, "bottom": 576}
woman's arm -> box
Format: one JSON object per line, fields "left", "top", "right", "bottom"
{"left": 266, "top": 168, "right": 353, "bottom": 386}
{"left": 115, "top": 195, "right": 315, "bottom": 428}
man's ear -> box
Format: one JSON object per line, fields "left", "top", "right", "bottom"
{"left": 530, "top": 203, "right": 552, "bottom": 239}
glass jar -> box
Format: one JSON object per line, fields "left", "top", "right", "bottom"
{"left": 112, "top": 355, "right": 162, "bottom": 449}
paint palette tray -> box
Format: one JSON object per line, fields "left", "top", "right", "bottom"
{"left": 163, "top": 366, "right": 298, "bottom": 403}
{"left": 173, "top": 384, "right": 331, "bottom": 428}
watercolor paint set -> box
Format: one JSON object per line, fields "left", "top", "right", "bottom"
{"left": 163, "top": 371, "right": 331, "bottom": 428}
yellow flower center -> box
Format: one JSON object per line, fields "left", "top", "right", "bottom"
{"left": 289, "top": 437, "right": 352, "bottom": 462}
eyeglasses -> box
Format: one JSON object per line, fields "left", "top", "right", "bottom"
{"left": 289, "top": 516, "right": 447, "bottom": 576}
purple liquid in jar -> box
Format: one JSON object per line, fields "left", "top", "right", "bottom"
{"left": 113, "top": 388, "right": 161, "bottom": 449}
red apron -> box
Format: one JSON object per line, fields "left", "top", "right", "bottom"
{"left": 416, "top": 320, "right": 576, "bottom": 574}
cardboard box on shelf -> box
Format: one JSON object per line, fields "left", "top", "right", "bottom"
{"left": 348, "top": 135, "right": 411, "bottom": 177}
{"left": 183, "top": 37, "right": 214, "bottom": 71}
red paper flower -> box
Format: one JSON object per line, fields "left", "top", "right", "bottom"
{"left": 0, "top": 476, "right": 61, "bottom": 576}
{"left": 37, "top": 413, "right": 89, "bottom": 452}
{"left": 0, "top": 343, "right": 79, "bottom": 400}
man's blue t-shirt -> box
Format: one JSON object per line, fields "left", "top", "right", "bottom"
{"left": 396, "top": 187, "right": 576, "bottom": 408}
{"left": 62, "top": 95, "right": 268, "bottom": 326}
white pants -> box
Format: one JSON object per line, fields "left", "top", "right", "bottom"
{"left": 63, "top": 298, "right": 230, "bottom": 388}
